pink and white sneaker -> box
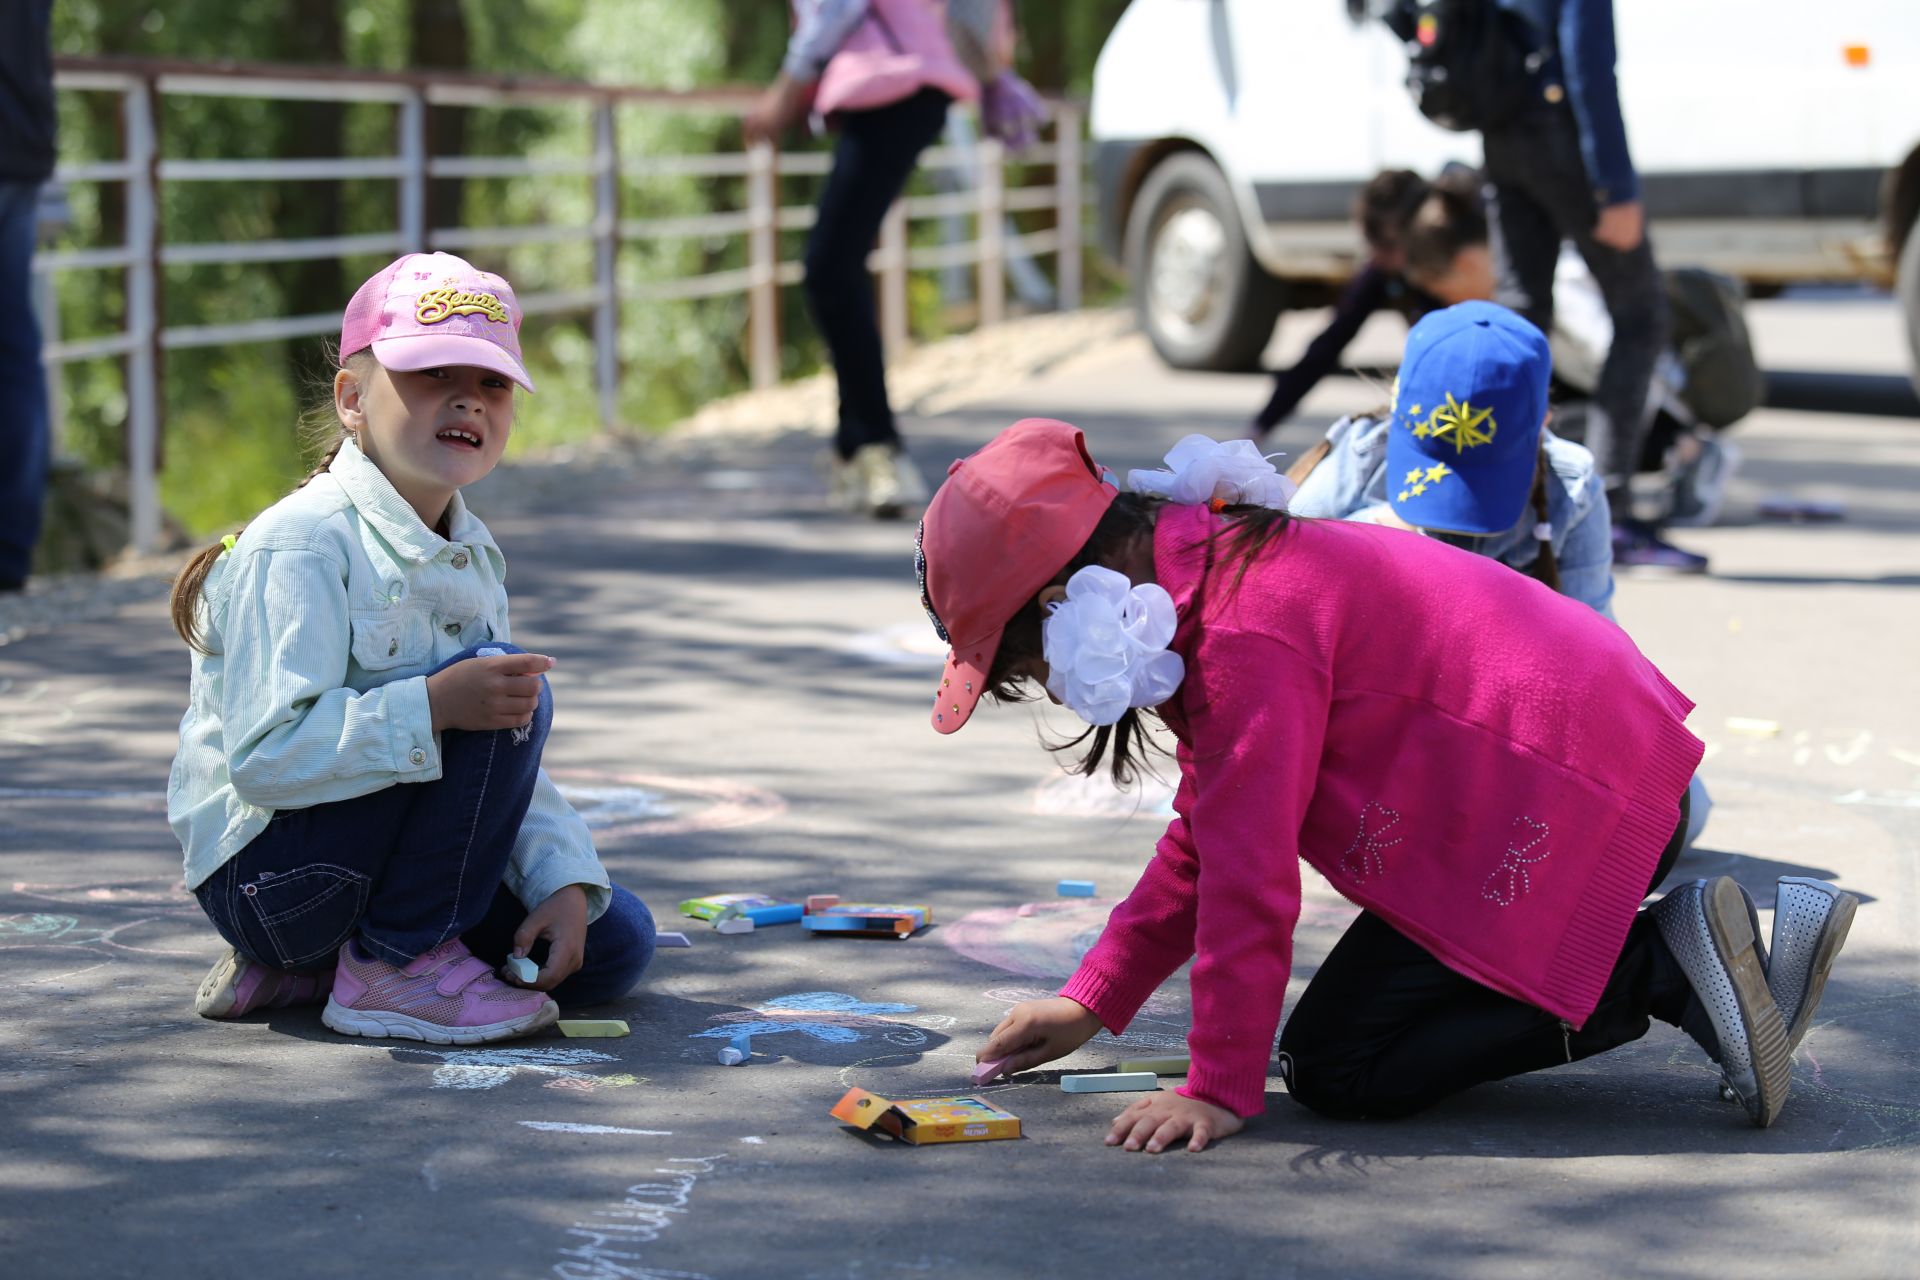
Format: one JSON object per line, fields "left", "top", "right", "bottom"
{"left": 321, "top": 937, "right": 558, "bottom": 1044}
{"left": 195, "top": 946, "right": 335, "bottom": 1019}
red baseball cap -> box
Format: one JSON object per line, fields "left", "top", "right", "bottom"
{"left": 916, "top": 419, "right": 1119, "bottom": 734}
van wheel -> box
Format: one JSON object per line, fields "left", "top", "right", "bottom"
{"left": 1126, "top": 152, "right": 1286, "bottom": 371}
{"left": 1900, "top": 222, "right": 1920, "bottom": 396}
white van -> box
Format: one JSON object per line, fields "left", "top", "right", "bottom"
{"left": 1091, "top": 0, "right": 1920, "bottom": 378}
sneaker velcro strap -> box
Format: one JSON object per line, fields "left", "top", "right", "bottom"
{"left": 436, "top": 955, "right": 496, "bottom": 995}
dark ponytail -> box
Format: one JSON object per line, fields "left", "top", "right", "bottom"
{"left": 169, "top": 350, "right": 371, "bottom": 655}
{"left": 1525, "top": 446, "right": 1561, "bottom": 593}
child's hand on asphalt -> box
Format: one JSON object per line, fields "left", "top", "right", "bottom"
{"left": 510, "top": 884, "right": 589, "bottom": 991}
{"left": 1106, "top": 1090, "right": 1243, "bottom": 1154}
{"left": 426, "top": 651, "right": 552, "bottom": 733}
{"left": 976, "top": 996, "right": 1104, "bottom": 1076}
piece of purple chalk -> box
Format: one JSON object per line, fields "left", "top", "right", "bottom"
{"left": 656, "top": 931, "right": 692, "bottom": 948}
{"left": 971, "top": 1056, "right": 1013, "bottom": 1086}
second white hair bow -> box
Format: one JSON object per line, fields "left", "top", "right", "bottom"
{"left": 1126, "top": 434, "right": 1297, "bottom": 510}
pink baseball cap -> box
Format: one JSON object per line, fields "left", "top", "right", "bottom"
{"left": 916, "top": 419, "right": 1119, "bottom": 735}
{"left": 340, "top": 252, "right": 536, "bottom": 392}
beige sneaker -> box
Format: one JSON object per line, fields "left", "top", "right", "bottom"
{"left": 849, "top": 442, "right": 909, "bottom": 519}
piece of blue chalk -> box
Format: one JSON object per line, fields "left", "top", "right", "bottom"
{"left": 1057, "top": 880, "right": 1096, "bottom": 898}
{"left": 1060, "top": 1071, "right": 1157, "bottom": 1093}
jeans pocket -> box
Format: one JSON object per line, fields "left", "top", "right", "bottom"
{"left": 242, "top": 863, "right": 372, "bottom": 969}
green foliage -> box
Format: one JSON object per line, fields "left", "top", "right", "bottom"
{"left": 44, "top": 1, "right": 1125, "bottom": 535}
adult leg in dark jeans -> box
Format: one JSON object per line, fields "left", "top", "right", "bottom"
{"left": 0, "top": 181, "right": 51, "bottom": 591}
{"left": 195, "top": 644, "right": 556, "bottom": 971}
{"left": 1483, "top": 109, "right": 1671, "bottom": 525}
{"left": 1278, "top": 799, "right": 1692, "bottom": 1120}
{"left": 803, "top": 88, "right": 952, "bottom": 461}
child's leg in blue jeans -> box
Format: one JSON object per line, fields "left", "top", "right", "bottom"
{"left": 460, "top": 883, "right": 657, "bottom": 1006}
{"left": 194, "top": 643, "right": 553, "bottom": 974}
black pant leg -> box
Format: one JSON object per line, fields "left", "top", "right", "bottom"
{"left": 1280, "top": 799, "right": 1692, "bottom": 1120}
{"left": 802, "top": 88, "right": 951, "bottom": 459}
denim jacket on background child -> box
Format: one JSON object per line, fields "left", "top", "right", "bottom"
{"left": 1289, "top": 413, "right": 1616, "bottom": 619}
{"left": 167, "top": 438, "right": 611, "bottom": 920}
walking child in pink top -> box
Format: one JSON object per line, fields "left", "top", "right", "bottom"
{"left": 916, "top": 304, "right": 1855, "bottom": 1151}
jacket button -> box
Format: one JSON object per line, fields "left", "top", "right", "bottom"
{"left": 451, "top": 551, "right": 469, "bottom": 570}
{"left": 443, "top": 621, "right": 461, "bottom": 636}
{"left": 409, "top": 748, "right": 426, "bottom": 766}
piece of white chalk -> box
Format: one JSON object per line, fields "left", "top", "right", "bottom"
{"left": 717, "top": 1046, "right": 747, "bottom": 1066}
{"left": 715, "top": 917, "right": 754, "bottom": 935}
{"left": 1060, "top": 1071, "right": 1158, "bottom": 1094}
{"left": 501, "top": 955, "right": 538, "bottom": 984}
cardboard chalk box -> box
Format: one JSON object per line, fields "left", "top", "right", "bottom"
{"left": 831, "top": 1087, "right": 1020, "bottom": 1145}
{"left": 801, "top": 902, "right": 933, "bottom": 938}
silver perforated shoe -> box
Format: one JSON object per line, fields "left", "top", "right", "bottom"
{"left": 1652, "top": 876, "right": 1792, "bottom": 1127}
{"left": 1768, "top": 877, "right": 1857, "bottom": 1050}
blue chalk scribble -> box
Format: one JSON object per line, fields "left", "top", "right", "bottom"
{"left": 690, "top": 991, "right": 920, "bottom": 1045}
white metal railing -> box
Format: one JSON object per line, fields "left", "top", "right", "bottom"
{"left": 37, "top": 57, "right": 1086, "bottom": 553}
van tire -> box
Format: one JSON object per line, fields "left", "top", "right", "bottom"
{"left": 1126, "top": 152, "right": 1286, "bottom": 371}
{"left": 1900, "top": 220, "right": 1920, "bottom": 397}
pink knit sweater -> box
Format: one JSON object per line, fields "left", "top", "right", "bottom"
{"left": 1058, "top": 505, "right": 1704, "bottom": 1118}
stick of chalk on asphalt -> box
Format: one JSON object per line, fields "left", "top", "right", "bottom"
{"left": 1726, "top": 717, "right": 1781, "bottom": 738}
{"left": 1060, "top": 1072, "right": 1158, "bottom": 1094}
{"left": 1116, "top": 1057, "right": 1190, "bottom": 1076}
{"left": 501, "top": 954, "right": 539, "bottom": 984}
{"left": 971, "top": 1056, "right": 1014, "bottom": 1086}
{"left": 715, "top": 916, "right": 755, "bottom": 935}
{"left": 558, "top": 1019, "right": 630, "bottom": 1038}
{"left": 1056, "top": 880, "right": 1096, "bottom": 897}
{"left": 718, "top": 1031, "right": 752, "bottom": 1066}
{"left": 805, "top": 894, "right": 840, "bottom": 913}
{"left": 656, "top": 931, "right": 692, "bottom": 948}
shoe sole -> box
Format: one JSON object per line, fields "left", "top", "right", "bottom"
{"left": 194, "top": 947, "right": 246, "bottom": 1019}
{"left": 1773, "top": 877, "right": 1858, "bottom": 1051}
{"left": 320, "top": 995, "right": 560, "bottom": 1045}
{"left": 1661, "top": 877, "right": 1791, "bottom": 1126}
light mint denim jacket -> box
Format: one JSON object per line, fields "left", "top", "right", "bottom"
{"left": 1290, "top": 415, "right": 1617, "bottom": 620}
{"left": 167, "top": 439, "right": 610, "bottom": 921}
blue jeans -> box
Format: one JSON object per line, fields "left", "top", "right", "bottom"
{"left": 0, "top": 180, "right": 50, "bottom": 586}
{"left": 193, "top": 644, "right": 654, "bottom": 1006}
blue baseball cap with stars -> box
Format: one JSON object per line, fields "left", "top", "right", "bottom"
{"left": 1386, "top": 300, "right": 1551, "bottom": 536}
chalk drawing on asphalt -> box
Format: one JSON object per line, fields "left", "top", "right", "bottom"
{"left": 548, "top": 769, "right": 785, "bottom": 840}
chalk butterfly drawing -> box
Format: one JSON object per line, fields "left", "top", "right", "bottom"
{"left": 1338, "top": 802, "right": 1404, "bottom": 881}
{"left": 1481, "top": 816, "right": 1553, "bottom": 907}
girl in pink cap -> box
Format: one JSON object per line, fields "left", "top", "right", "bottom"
{"left": 166, "top": 253, "right": 655, "bottom": 1045}
{"left": 921, "top": 415, "right": 1854, "bottom": 1151}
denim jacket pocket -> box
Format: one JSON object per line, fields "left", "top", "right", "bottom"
{"left": 242, "top": 863, "right": 372, "bottom": 968}
{"left": 349, "top": 610, "right": 431, "bottom": 672}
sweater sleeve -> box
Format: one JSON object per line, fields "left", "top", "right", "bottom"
{"left": 1174, "top": 628, "right": 1328, "bottom": 1119}
{"left": 1058, "top": 744, "right": 1202, "bottom": 1028}
{"left": 1558, "top": 0, "right": 1638, "bottom": 206}
{"left": 782, "top": 0, "right": 873, "bottom": 81}
{"left": 1255, "top": 266, "right": 1391, "bottom": 431}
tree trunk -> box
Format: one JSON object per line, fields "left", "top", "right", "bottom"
{"left": 410, "top": 0, "right": 472, "bottom": 236}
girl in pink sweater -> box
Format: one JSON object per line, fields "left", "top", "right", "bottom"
{"left": 917, "top": 308, "right": 1852, "bottom": 1152}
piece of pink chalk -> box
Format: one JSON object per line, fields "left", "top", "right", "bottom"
{"left": 971, "top": 1057, "right": 1013, "bottom": 1086}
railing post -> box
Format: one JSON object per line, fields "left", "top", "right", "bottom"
{"left": 745, "top": 139, "right": 780, "bottom": 391}
{"left": 879, "top": 198, "right": 909, "bottom": 361}
{"left": 398, "top": 90, "right": 428, "bottom": 252}
{"left": 591, "top": 98, "right": 620, "bottom": 429}
{"left": 1054, "top": 102, "right": 1083, "bottom": 312}
{"left": 976, "top": 136, "right": 1005, "bottom": 327}
{"left": 124, "top": 78, "right": 161, "bottom": 555}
